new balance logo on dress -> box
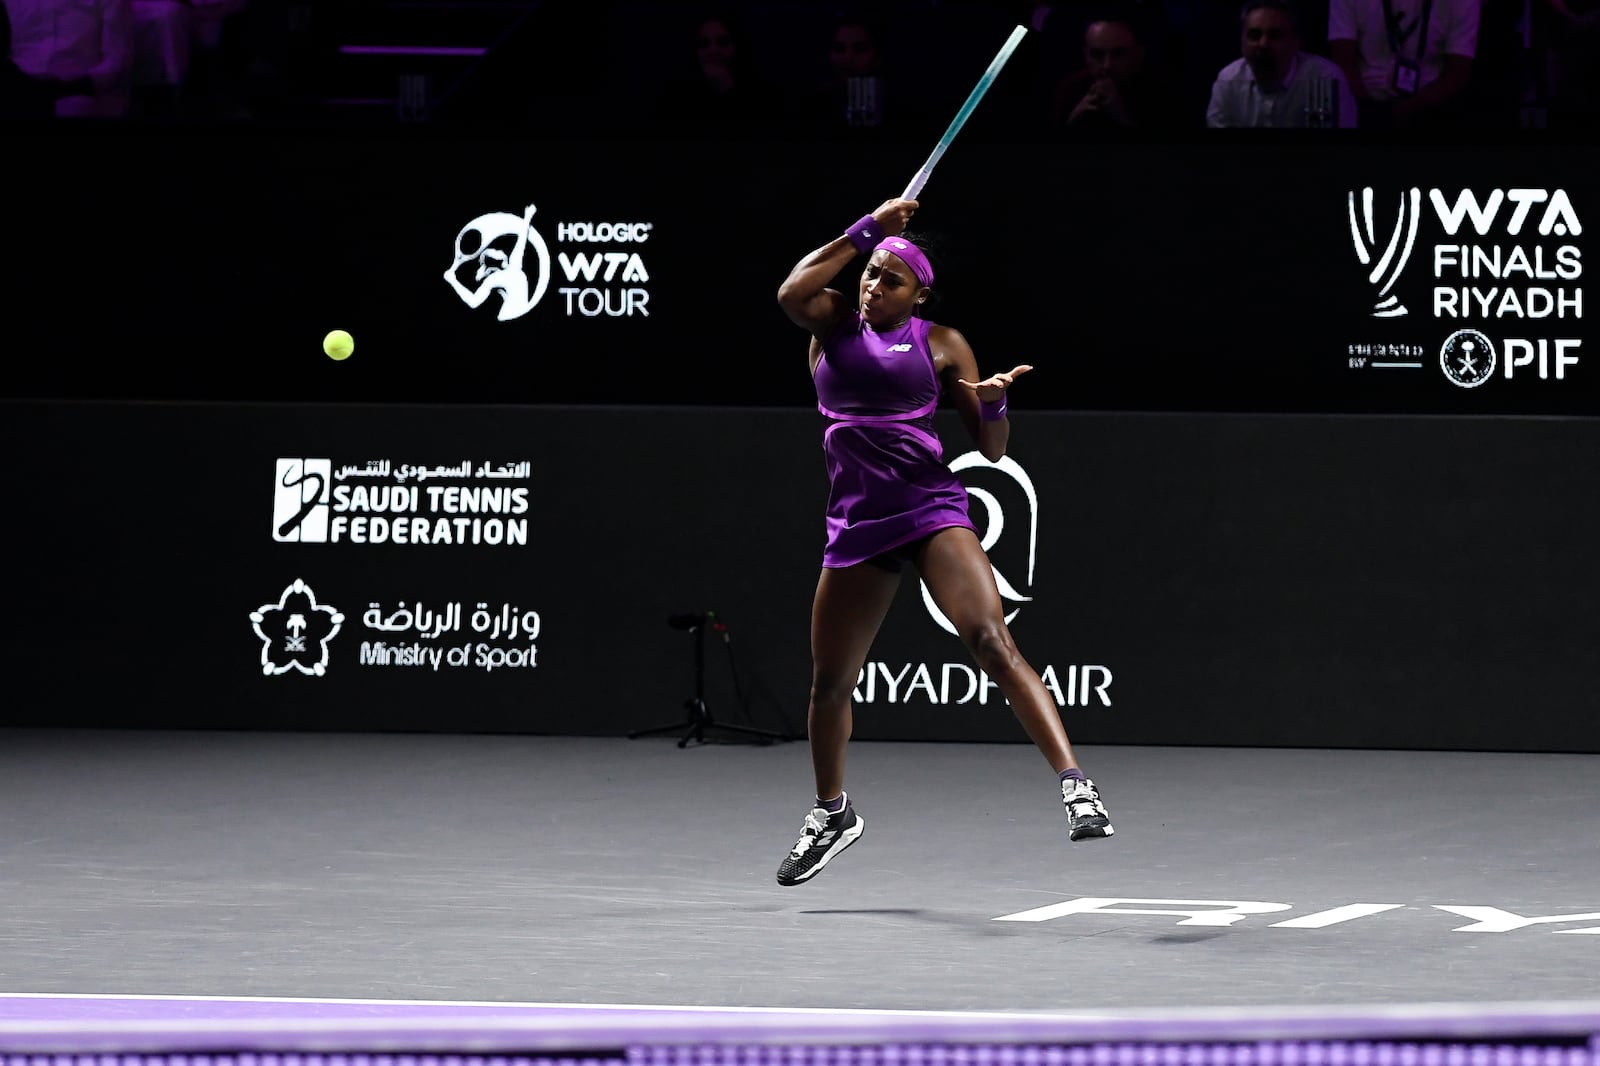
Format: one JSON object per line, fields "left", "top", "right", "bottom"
{"left": 886, "top": 343, "right": 913, "bottom": 352}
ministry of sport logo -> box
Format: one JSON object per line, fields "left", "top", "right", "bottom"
{"left": 444, "top": 202, "right": 653, "bottom": 322}
{"left": 249, "top": 578, "right": 344, "bottom": 676}
{"left": 1344, "top": 187, "right": 1583, "bottom": 388}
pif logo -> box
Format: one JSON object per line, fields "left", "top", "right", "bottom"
{"left": 1440, "top": 328, "right": 1495, "bottom": 388}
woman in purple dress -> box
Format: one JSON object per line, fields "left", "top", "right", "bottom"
{"left": 773, "top": 195, "right": 1114, "bottom": 887}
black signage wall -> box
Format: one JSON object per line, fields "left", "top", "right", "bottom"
{"left": 6, "top": 126, "right": 1595, "bottom": 417}
{"left": 5, "top": 400, "right": 1597, "bottom": 752}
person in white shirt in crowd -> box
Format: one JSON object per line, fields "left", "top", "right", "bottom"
{"left": 2, "top": 0, "right": 134, "bottom": 117}
{"left": 1208, "top": 0, "right": 1358, "bottom": 126}
{"left": 1328, "top": 0, "right": 1479, "bottom": 127}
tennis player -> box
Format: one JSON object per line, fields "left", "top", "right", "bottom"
{"left": 773, "top": 196, "right": 1115, "bottom": 887}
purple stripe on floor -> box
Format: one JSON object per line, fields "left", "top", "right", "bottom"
{"left": 0, "top": 997, "right": 1596, "bottom": 1057}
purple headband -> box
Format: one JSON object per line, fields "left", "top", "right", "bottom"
{"left": 873, "top": 236, "right": 934, "bottom": 288}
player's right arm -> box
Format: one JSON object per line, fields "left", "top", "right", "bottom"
{"left": 777, "top": 198, "right": 917, "bottom": 338}
{"left": 775, "top": 238, "right": 853, "bottom": 339}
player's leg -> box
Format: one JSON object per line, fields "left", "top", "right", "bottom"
{"left": 807, "top": 561, "right": 901, "bottom": 797}
{"left": 915, "top": 526, "right": 1114, "bottom": 840}
{"left": 915, "top": 527, "right": 1073, "bottom": 764}
{"left": 776, "top": 561, "right": 901, "bottom": 886}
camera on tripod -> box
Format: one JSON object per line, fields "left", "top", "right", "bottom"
{"left": 632, "top": 608, "right": 791, "bottom": 748}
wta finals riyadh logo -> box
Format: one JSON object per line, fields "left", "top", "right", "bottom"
{"left": 1348, "top": 187, "right": 1422, "bottom": 318}
{"left": 444, "top": 203, "right": 551, "bottom": 322}
{"left": 922, "top": 454, "right": 1038, "bottom": 635}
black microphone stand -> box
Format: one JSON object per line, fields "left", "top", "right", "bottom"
{"left": 629, "top": 613, "right": 790, "bottom": 748}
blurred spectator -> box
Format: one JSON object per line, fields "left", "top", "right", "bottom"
{"left": 1287, "top": 0, "right": 1332, "bottom": 53}
{"left": 1049, "top": 7, "right": 1190, "bottom": 132}
{"left": 1, "top": 0, "right": 67, "bottom": 117}
{"left": 788, "top": 8, "right": 923, "bottom": 138}
{"left": 1018, "top": 1, "right": 1062, "bottom": 31}
{"left": 3, "top": 0, "right": 135, "bottom": 117}
{"left": 654, "top": 9, "right": 781, "bottom": 137}
{"left": 1328, "top": 0, "right": 1480, "bottom": 127}
{"left": 190, "top": 0, "right": 245, "bottom": 52}
{"left": 1005, "top": 2, "right": 1080, "bottom": 108}
{"left": 128, "top": 0, "right": 190, "bottom": 113}
{"left": 1207, "top": 0, "right": 1357, "bottom": 126}
{"left": 126, "top": 0, "right": 247, "bottom": 116}
{"left": 1535, "top": 0, "right": 1599, "bottom": 128}
{"left": 1044, "top": 0, "right": 1181, "bottom": 86}
{"left": 1467, "top": 0, "right": 1526, "bottom": 127}
{"left": 207, "top": 2, "right": 307, "bottom": 121}
{"left": 187, "top": 0, "right": 254, "bottom": 118}
{"left": 1169, "top": 0, "right": 1258, "bottom": 106}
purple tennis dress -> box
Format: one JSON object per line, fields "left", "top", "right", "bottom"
{"left": 814, "top": 311, "right": 977, "bottom": 568}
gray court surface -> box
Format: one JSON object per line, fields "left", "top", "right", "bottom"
{"left": 0, "top": 728, "right": 1597, "bottom": 1013}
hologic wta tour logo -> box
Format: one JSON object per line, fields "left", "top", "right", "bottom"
{"left": 444, "top": 204, "right": 551, "bottom": 322}
{"left": 250, "top": 578, "right": 344, "bottom": 676}
{"left": 1343, "top": 187, "right": 1584, "bottom": 389}
{"left": 444, "top": 201, "right": 653, "bottom": 322}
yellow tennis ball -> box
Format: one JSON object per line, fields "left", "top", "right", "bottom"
{"left": 323, "top": 329, "right": 354, "bottom": 361}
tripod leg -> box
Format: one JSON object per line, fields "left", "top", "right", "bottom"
{"left": 678, "top": 699, "right": 711, "bottom": 747}
{"left": 631, "top": 696, "right": 708, "bottom": 742}
{"left": 629, "top": 721, "right": 693, "bottom": 739}
{"left": 709, "top": 722, "right": 789, "bottom": 743}
{"left": 688, "top": 702, "right": 790, "bottom": 745}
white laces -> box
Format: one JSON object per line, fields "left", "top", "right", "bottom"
{"left": 1064, "top": 782, "right": 1105, "bottom": 817}
{"left": 789, "top": 809, "right": 830, "bottom": 857}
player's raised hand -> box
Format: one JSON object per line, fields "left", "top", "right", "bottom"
{"left": 957, "top": 364, "right": 1032, "bottom": 402}
{"left": 872, "top": 198, "right": 920, "bottom": 236}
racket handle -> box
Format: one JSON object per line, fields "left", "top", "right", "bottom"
{"left": 901, "top": 170, "right": 931, "bottom": 201}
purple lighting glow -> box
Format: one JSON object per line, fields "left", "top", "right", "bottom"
{"left": 338, "top": 46, "right": 487, "bottom": 56}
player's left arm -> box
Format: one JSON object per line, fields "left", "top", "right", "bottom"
{"left": 931, "top": 323, "right": 1027, "bottom": 463}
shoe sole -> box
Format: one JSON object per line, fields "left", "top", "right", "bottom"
{"left": 1070, "top": 824, "right": 1115, "bottom": 841}
{"left": 776, "top": 815, "right": 865, "bottom": 886}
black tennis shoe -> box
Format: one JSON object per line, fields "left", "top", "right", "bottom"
{"left": 1063, "top": 777, "right": 1114, "bottom": 841}
{"left": 776, "top": 794, "right": 864, "bottom": 886}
